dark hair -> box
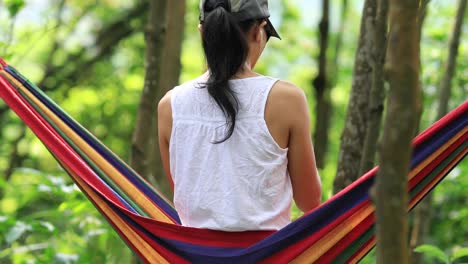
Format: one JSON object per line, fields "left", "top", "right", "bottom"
{"left": 201, "top": 0, "right": 258, "bottom": 143}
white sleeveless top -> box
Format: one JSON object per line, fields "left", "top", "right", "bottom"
{"left": 170, "top": 76, "right": 292, "bottom": 231}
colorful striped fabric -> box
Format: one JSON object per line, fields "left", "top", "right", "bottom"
{"left": 0, "top": 57, "right": 466, "bottom": 263}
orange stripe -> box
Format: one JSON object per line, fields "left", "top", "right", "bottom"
{"left": 4, "top": 72, "right": 174, "bottom": 223}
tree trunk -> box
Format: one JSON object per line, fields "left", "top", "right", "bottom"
{"left": 359, "top": 0, "right": 389, "bottom": 175}
{"left": 130, "top": 1, "right": 185, "bottom": 262}
{"left": 333, "top": 0, "right": 377, "bottom": 192}
{"left": 312, "top": 0, "right": 330, "bottom": 169}
{"left": 130, "top": 3, "right": 168, "bottom": 263}
{"left": 408, "top": 1, "right": 431, "bottom": 263}
{"left": 375, "top": 1, "right": 421, "bottom": 263}
{"left": 149, "top": 0, "right": 186, "bottom": 200}
{"left": 410, "top": 0, "right": 466, "bottom": 263}
{"left": 131, "top": 0, "right": 185, "bottom": 199}
{"left": 130, "top": 0, "right": 168, "bottom": 182}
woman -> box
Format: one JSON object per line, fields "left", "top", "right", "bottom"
{"left": 158, "top": 0, "right": 321, "bottom": 231}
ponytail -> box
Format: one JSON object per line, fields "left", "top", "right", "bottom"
{"left": 201, "top": 0, "right": 257, "bottom": 143}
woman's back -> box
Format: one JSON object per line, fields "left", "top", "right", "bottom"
{"left": 170, "top": 76, "right": 292, "bottom": 231}
{"left": 157, "top": 0, "right": 322, "bottom": 232}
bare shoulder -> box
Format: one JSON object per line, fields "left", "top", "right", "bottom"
{"left": 273, "top": 80, "right": 304, "bottom": 92}
{"left": 158, "top": 89, "right": 174, "bottom": 116}
{"left": 158, "top": 90, "right": 174, "bottom": 143}
{"left": 270, "top": 80, "right": 307, "bottom": 104}
{"left": 269, "top": 80, "right": 308, "bottom": 110}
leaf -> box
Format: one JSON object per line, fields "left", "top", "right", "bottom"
{"left": 40, "top": 221, "right": 55, "bottom": 232}
{"left": 4, "top": 0, "right": 26, "bottom": 17}
{"left": 452, "top": 247, "right": 468, "bottom": 261}
{"left": 29, "top": 221, "right": 56, "bottom": 234}
{"left": 54, "top": 253, "right": 79, "bottom": 264}
{"left": 5, "top": 221, "right": 32, "bottom": 244}
{"left": 415, "top": 245, "right": 449, "bottom": 263}
{"left": 0, "top": 216, "right": 15, "bottom": 234}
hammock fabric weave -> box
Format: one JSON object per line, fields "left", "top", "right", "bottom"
{"left": 0, "top": 57, "right": 466, "bottom": 263}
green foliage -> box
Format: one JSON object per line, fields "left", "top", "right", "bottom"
{"left": 3, "top": 0, "right": 25, "bottom": 17}
{"left": 415, "top": 245, "right": 449, "bottom": 263}
{"left": 0, "top": 169, "right": 132, "bottom": 263}
{"left": 418, "top": 0, "right": 468, "bottom": 250}
{"left": 415, "top": 244, "right": 468, "bottom": 264}
{"left": 453, "top": 248, "right": 468, "bottom": 262}
{"left": 0, "top": 0, "right": 466, "bottom": 262}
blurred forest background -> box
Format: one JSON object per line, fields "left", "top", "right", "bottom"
{"left": 0, "top": 0, "right": 466, "bottom": 263}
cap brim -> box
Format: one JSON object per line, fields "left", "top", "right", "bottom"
{"left": 265, "top": 18, "right": 281, "bottom": 40}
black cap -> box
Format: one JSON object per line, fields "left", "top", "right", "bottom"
{"left": 199, "top": 0, "right": 281, "bottom": 39}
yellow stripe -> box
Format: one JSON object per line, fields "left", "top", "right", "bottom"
{"left": 290, "top": 204, "right": 374, "bottom": 263}
{"left": 5, "top": 72, "right": 173, "bottom": 223}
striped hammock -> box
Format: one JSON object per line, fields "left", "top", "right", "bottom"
{"left": 0, "top": 58, "right": 466, "bottom": 263}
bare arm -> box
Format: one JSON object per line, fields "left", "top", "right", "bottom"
{"left": 157, "top": 90, "right": 174, "bottom": 192}
{"left": 269, "top": 81, "right": 322, "bottom": 212}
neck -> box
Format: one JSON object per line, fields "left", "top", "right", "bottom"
{"left": 203, "top": 56, "right": 260, "bottom": 81}
{"left": 233, "top": 62, "right": 258, "bottom": 79}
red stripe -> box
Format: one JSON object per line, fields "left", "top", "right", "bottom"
{"left": 129, "top": 223, "right": 190, "bottom": 263}
{"left": 124, "top": 211, "right": 274, "bottom": 248}
{"left": 0, "top": 57, "right": 6, "bottom": 66}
